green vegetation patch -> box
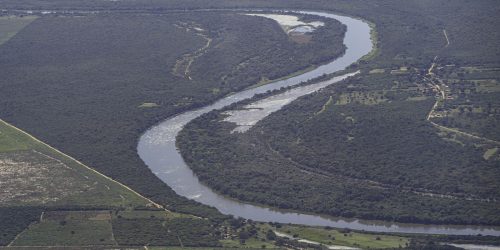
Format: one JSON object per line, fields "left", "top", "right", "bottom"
{"left": 335, "top": 90, "right": 389, "bottom": 105}
{"left": 476, "top": 80, "right": 500, "bottom": 93}
{"left": 11, "top": 218, "right": 116, "bottom": 246}
{"left": 0, "top": 207, "right": 43, "bottom": 245}
{"left": 0, "top": 123, "right": 30, "bottom": 152}
{"left": 220, "top": 238, "right": 277, "bottom": 248}
{"left": 138, "top": 102, "right": 160, "bottom": 108}
{"left": 42, "top": 210, "right": 112, "bottom": 221}
{"left": 406, "top": 96, "right": 429, "bottom": 101}
{"left": 483, "top": 147, "right": 499, "bottom": 160}
{"left": 112, "top": 218, "right": 220, "bottom": 247}
{"left": 369, "top": 68, "right": 385, "bottom": 74}
{"left": 279, "top": 225, "right": 409, "bottom": 249}
{"left": 431, "top": 65, "right": 500, "bottom": 141}
{"left": 115, "top": 210, "right": 194, "bottom": 220}
{"left": 0, "top": 16, "right": 37, "bottom": 46}
{"left": 0, "top": 120, "right": 149, "bottom": 208}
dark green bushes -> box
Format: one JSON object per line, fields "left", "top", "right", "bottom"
{"left": 112, "top": 218, "right": 220, "bottom": 246}
{"left": 0, "top": 207, "right": 43, "bottom": 245}
{"left": 178, "top": 71, "right": 500, "bottom": 225}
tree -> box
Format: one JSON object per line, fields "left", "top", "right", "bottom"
{"left": 266, "top": 229, "right": 276, "bottom": 240}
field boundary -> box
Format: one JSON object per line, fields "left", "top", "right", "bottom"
{"left": 0, "top": 119, "right": 165, "bottom": 210}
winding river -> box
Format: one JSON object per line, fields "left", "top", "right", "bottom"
{"left": 137, "top": 10, "right": 500, "bottom": 236}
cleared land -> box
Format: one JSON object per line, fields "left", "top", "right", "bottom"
{"left": 277, "top": 225, "right": 409, "bottom": 249}
{"left": 0, "top": 16, "right": 37, "bottom": 46}
{"left": 0, "top": 120, "right": 150, "bottom": 208}
{"left": 429, "top": 66, "right": 500, "bottom": 142}
{"left": 0, "top": 119, "right": 156, "bottom": 246}
{"left": 0, "top": 119, "right": 222, "bottom": 247}
{"left": 11, "top": 214, "right": 117, "bottom": 246}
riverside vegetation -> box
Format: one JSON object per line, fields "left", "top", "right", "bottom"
{"left": 177, "top": 0, "right": 500, "bottom": 226}
{"left": 0, "top": 119, "right": 448, "bottom": 248}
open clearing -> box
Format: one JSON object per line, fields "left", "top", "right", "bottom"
{"left": 0, "top": 16, "right": 37, "bottom": 46}
{"left": 0, "top": 119, "right": 208, "bottom": 246}
{"left": 0, "top": 120, "right": 149, "bottom": 208}
{"left": 11, "top": 215, "right": 116, "bottom": 246}
{"left": 279, "top": 225, "right": 409, "bottom": 249}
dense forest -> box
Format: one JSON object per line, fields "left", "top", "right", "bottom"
{"left": 0, "top": 10, "right": 345, "bottom": 220}
{"left": 178, "top": 73, "right": 500, "bottom": 225}
{"left": 0, "top": 207, "right": 43, "bottom": 245}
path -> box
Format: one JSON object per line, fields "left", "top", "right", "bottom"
{"left": 172, "top": 24, "right": 212, "bottom": 80}
{"left": 443, "top": 29, "right": 450, "bottom": 47}
{"left": 424, "top": 29, "right": 500, "bottom": 146}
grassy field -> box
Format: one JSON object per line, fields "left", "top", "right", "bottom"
{"left": 7, "top": 209, "right": 214, "bottom": 247}
{"left": 11, "top": 218, "right": 116, "bottom": 246}
{"left": 220, "top": 238, "right": 278, "bottom": 248}
{"left": 278, "top": 225, "right": 409, "bottom": 249}
{"left": 0, "top": 16, "right": 37, "bottom": 46}
{"left": 0, "top": 118, "right": 37, "bottom": 152}
{"left": 138, "top": 102, "right": 160, "bottom": 108}
{"left": 335, "top": 90, "right": 388, "bottom": 105}
{"left": 0, "top": 119, "right": 166, "bottom": 246}
{"left": 0, "top": 120, "right": 150, "bottom": 208}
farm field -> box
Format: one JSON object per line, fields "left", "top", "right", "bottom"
{"left": 11, "top": 212, "right": 116, "bottom": 246}
{"left": 0, "top": 119, "right": 225, "bottom": 247}
{"left": 0, "top": 119, "right": 154, "bottom": 245}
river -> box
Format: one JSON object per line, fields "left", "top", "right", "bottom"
{"left": 137, "top": 10, "right": 500, "bottom": 236}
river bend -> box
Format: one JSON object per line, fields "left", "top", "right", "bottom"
{"left": 137, "top": 10, "right": 500, "bottom": 236}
